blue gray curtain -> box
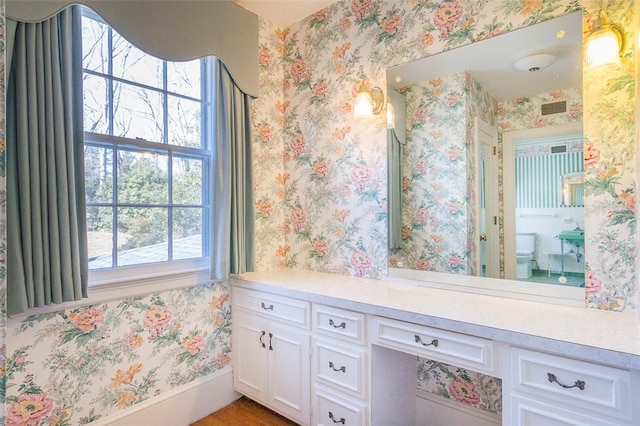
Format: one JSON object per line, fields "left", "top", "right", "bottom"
{"left": 6, "top": 6, "right": 88, "bottom": 315}
{"left": 211, "top": 59, "right": 255, "bottom": 279}
{"left": 388, "top": 129, "right": 403, "bottom": 250}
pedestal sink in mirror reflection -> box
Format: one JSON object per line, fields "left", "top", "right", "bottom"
{"left": 557, "top": 228, "right": 584, "bottom": 276}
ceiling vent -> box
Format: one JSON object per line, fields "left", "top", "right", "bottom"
{"left": 541, "top": 100, "right": 567, "bottom": 116}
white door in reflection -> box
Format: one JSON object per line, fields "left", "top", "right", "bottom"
{"left": 476, "top": 118, "right": 499, "bottom": 278}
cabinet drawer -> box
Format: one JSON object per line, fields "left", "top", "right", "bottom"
{"left": 313, "top": 338, "right": 367, "bottom": 398}
{"left": 370, "top": 316, "right": 495, "bottom": 374}
{"left": 510, "top": 394, "right": 627, "bottom": 426}
{"left": 313, "top": 386, "right": 367, "bottom": 426}
{"left": 313, "top": 304, "right": 366, "bottom": 344}
{"left": 511, "top": 347, "right": 632, "bottom": 421}
{"left": 232, "top": 287, "right": 310, "bottom": 328}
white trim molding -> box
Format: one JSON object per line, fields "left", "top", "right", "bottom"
{"left": 9, "top": 269, "right": 218, "bottom": 319}
{"left": 90, "top": 367, "right": 240, "bottom": 426}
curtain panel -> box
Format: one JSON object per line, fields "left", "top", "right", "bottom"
{"left": 6, "top": 6, "right": 88, "bottom": 315}
{"left": 210, "top": 60, "right": 255, "bottom": 279}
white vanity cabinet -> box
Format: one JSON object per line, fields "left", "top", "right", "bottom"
{"left": 230, "top": 271, "right": 640, "bottom": 426}
{"left": 231, "top": 287, "right": 311, "bottom": 425}
{"left": 311, "top": 304, "right": 369, "bottom": 426}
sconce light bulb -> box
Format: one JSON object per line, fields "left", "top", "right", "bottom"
{"left": 585, "top": 9, "right": 626, "bottom": 69}
{"left": 386, "top": 98, "right": 395, "bottom": 129}
{"left": 354, "top": 84, "right": 374, "bottom": 118}
{"left": 585, "top": 29, "right": 621, "bottom": 68}
{"left": 354, "top": 83, "right": 385, "bottom": 118}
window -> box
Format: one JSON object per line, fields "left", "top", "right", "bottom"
{"left": 82, "top": 9, "right": 211, "bottom": 273}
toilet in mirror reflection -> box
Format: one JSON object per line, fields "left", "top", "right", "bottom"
{"left": 515, "top": 233, "right": 536, "bottom": 279}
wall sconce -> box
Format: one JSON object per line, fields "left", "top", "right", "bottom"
{"left": 354, "top": 83, "right": 384, "bottom": 118}
{"left": 386, "top": 97, "right": 395, "bottom": 129}
{"left": 585, "top": 9, "right": 626, "bottom": 69}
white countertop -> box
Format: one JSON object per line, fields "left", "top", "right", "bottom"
{"left": 231, "top": 269, "right": 640, "bottom": 369}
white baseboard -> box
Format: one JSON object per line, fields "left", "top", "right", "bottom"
{"left": 416, "top": 388, "right": 501, "bottom": 426}
{"left": 91, "top": 367, "right": 241, "bottom": 426}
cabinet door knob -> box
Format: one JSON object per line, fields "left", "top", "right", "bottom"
{"left": 261, "top": 302, "right": 274, "bottom": 311}
{"left": 328, "top": 411, "right": 345, "bottom": 424}
{"left": 268, "top": 332, "right": 273, "bottom": 351}
{"left": 547, "top": 373, "right": 585, "bottom": 390}
{"left": 329, "top": 319, "right": 346, "bottom": 329}
{"left": 414, "top": 335, "right": 439, "bottom": 347}
{"left": 329, "top": 361, "right": 346, "bottom": 373}
{"left": 259, "top": 330, "right": 266, "bottom": 348}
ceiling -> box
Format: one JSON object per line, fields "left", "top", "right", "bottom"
{"left": 387, "top": 11, "right": 582, "bottom": 101}
{"left": 233, "top": 0, "right": 337, "bottom": 27}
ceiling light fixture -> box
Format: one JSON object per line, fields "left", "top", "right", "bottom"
{"left": 585, "top": 9, "right": 626, "bottom": 69}
{"left": 513, "top": 54, "right": 557, "bottom": 72}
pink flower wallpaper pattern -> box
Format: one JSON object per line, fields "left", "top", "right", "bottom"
{"left": 0, "top": 0, "right": 635, "bottom": 423}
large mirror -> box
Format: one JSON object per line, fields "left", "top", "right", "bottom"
{"left": 386, "top": 12, "right": 585, "bottom": 301}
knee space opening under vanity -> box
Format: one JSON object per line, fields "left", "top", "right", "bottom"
{"left": 371, "top": 345, "right": 502, "bottom": 426}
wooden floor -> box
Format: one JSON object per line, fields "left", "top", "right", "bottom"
{"left": 190, "top": 397, "right": 298, "bottom": 426}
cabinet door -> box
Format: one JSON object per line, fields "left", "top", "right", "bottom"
{"left": 268, "top": 322, "right": 311, "bottom": 425}
{"left": 233, "top": 310, "right": 269, "bottom": 403}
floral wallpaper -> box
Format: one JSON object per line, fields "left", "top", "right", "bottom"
{"left": 0, "top": 0, "right": 635, "bottom": 424}
{"left": 252, "top": 0, "right": 636, "bottom": 418}
{"left": 582, "top": 3, "right": 636, "bottom": 311}
{"left": 253, "top": 17, "right": 288, "bottom": 270}
{"left": 4, "top": 282, "right": 231, "bottom": 425}
{"left": 417, "top": 359, "right": 502, "bottom": 415}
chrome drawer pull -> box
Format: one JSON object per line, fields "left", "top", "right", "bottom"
{"left": 328, "top": 411, "right": 345, "bottom": 424}
{"left": 547, "top": 373, "right": 586, "bottom": 390}
{"left": 329, "top": 319, "right": 346, "bottom": 329}
{"left": 414, "top": 334, "right": 439, "bottom": 347}
{"left": 261, "top": 302, "right": 274, "bottom": 310}
{"left": 259, "top": 330, "right": 266, "bottom": 348}
{"left": 329, "top": 361, "right": 346, "bottom": 373}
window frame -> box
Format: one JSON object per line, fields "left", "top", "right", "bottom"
{"left": 81, "top": 8, "right": 214, "bottom": 285}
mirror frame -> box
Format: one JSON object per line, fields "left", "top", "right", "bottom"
{"left": 561, "top": 172, "right": 584, "bottom": 207}
{"left": 387, "top": 267, "right": 584, "bottom": 306}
